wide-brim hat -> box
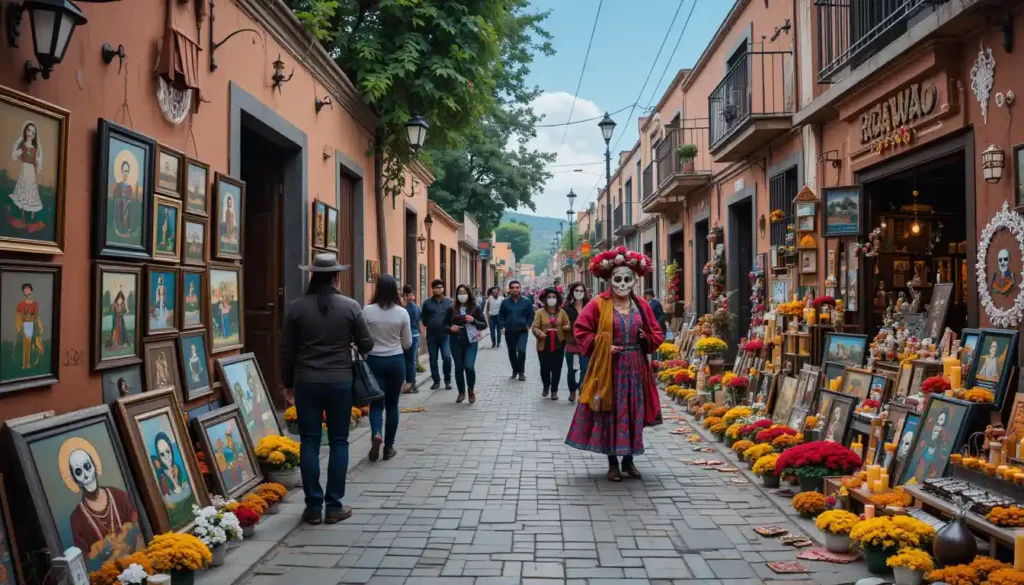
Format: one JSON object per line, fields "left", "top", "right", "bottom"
{"left": 300, "top": 252, "right": 350, "bottom": 273}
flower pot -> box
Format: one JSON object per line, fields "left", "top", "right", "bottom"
{"left": 823, "top": 532, "right": 850, "bottom": 553}
{"left": 707, "top": 354, "right": 725, "bottom": 375}
{"left": 863, "top": 547, "right": 897, "bottom": 575}
{"left": 266, "top": 468, "right": 300, "bottom": 490}
{"left": 210, "top": 543, "right": 226, "bottom": 567}
{"left": 285, "top": 421, "right": 299, "bottom": 435}
{"left": 798, "top": 475, "right": 821, "bottom": 493}
{"left": 799, "top": 511, "right": 814, "bottom": 519}
{"left": 170, "top": 570, "right": 195, "bottom": 585}
{"left": 725, "top": 436, "right": 736, "bottom": 448}
{"left": 242, "top": 524, "right": 256, "bottom": 538}
{"left": 762, "top": 474, "right": 780, "bottom": 488}
{"left": 714, "top": 434, "right": 724, "bottom": 442}
{"left": 787, "top": 475, "right": 799, "bottom": 486}
{"left": 267, "top": 502, "right": 280, "bottom": 515}
{"left": 747, "top": 459, "right": 755, "bottom": 469}
{"left": 933, "top": 516, "right": 976, "bottom": 567}
{"left": 893, "top": 566, "right": 924, "bottom": 585}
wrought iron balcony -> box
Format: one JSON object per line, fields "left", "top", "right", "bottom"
{"left": 816, "top": 0, "right": 948, "bottom": 84}
{"left": 708, "top": 49, "right": 794, "bottom": 162}
{"left": 642, "top": 163, "right": 653, "bottom": 202}
{"left": 643, "top": 123, "right": 712, "bottom": 213}
{"left": 613, "top": 204, "right": 636, "bottom": 239}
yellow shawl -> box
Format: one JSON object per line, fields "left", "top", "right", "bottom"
{"left": 579, "top": 295, "right": 613, "bottom": 411}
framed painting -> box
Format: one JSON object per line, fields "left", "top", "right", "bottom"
{"left": 180, "top": 268, "right": 204, "bottom": 331}
{"left": 0, "top": 261, "right": 60, "bottom": 394}
{"left": 771, "top": 376, "right": 798, "bottom": 426}
{"left": 115, "top": 390, "right": 209, "bottom": 534}
{"left": 965, "top": 328, "right": 1019, "bottom": 408}
{"left": 184, "top": 158, "right": 209, "bottom": 216}
{"left": 819, "top": 390, "right": 856, "bottom": 444}
{"left": 208, "top": 264, "right": 244, "bottom": 353}
{"left": 878, "top": 403, "right": 913, "bottom": 465}
{"left": 192, "top": 405, "right": 262, "bottom": 499}
{"left": 94, "top": 262, "right": 143, "bottom": 370}
{"left": 152, "top": 195, "right": 181, "bottom": 263}
{"left": 893, "top": 363, "right": 913, "bottom": 400}
{"left": 795, "top": 367, "right": 819, "bottom": 410}
{"left": 216, "top": 353, "right": 281, "bottom": 442}
{"left": 326, "top": 205, "right": 339, "bottom": 251}
{"left": 2, "top": 405, "right": 153, "bottom": 574}
{"left": 177, "top": 331, "right": 212, "bottom": 401}
{"left": 822, "top": 333, "right": 867, "bottom": 367}
{"left": 0, "top": 86, "right": 68, "bottom": 255}
{"left": 1015, "top": 142, "right": 1024, "bottom": 207}
{"left": 0, "top": 473, "right": 24, "bottom": 585}
{"left": 922, "top": 283, "right": 954, "bottom": 342}
{"left": 890, "top": 411, "right": 922, "bottom": 481}
{"left": 156, "top": 145, "right": 183, "bottom": 198}
{"left": 960, "top": 328, "right": 981, "bottom": 372}
{"left": 94, "top": 119, "right": 155, "bottom": 261}
{"left": 840, "top": 367, "right": 872, "bottom": 400}
{"left": 900, "top": 395, "right": 972, "bottom": 485}
{"left": 868, "top": 373, "right": 889, "bottom": 403}
{"left": 145, "top": 266, "right": 178, "bottom": 336}
{"left": 822, "top": 186, "right": 862, "bottom": 237}
{"left": 796, "top": 202, "right": 816, "bottom": 217}
{"left": 212, "top": 173, "right": 244, "bottom": 261}
{"left": 101, "top": 364, "right": 144, "bottom": 404}
{"left": 1007, "top": 384, "right": 1024, "bottom": 442}
{"left": 862, "top": 418, "right": 888, "bottom": 469}
{"left": 755, "top": 372, "right": 776, "bottom": 410}
{"left": 908, "top": 360, "right": 942, "bottom": 397}
{"left": 143, "top": 336, "right": 182, "bottom": 397}
{"left": 799, "top": 250, "right": 816, "bottom": 274}
{"left": 182, "top": 217, "right": 207, "bottom": 267}
{"left": 787, "top": 405, "right": 809, "bottom": 432}
{"left": 393, "top": 255, "right": 402, "bottom": 285}
{"left": 312, "top": 200, "right": 327, "bottom": 249}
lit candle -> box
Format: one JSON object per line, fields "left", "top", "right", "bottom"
{"left": 950, "top": 365, "right": 962, "bottom": 390}
{"left": 943, "top": 356, "right": 958, "bottom": 379}
{"left": 880, "top": 473, "right": 889, "bottom": 490}
{"left": 873, "top": 480, "right": 883, "bottom": 493}
{"left": 851, "top": 436, "right": 864, "bottom": 457}
{"left": 867, "top": 465, "right": 881, "bottom": 485}
{"left": 864, "top": 504, "right": 875, "bottom": 519}
{"left": 1016, "top": 534, "right": 1024, "bottom": 570}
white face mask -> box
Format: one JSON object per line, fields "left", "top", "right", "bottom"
{"left": 546, "top": 297, "right": 558, "bottom": 307}
{"left": 457, "top": 294, "right": 469, "bottom": 303}
{"left": 611, "top": 266, "right": 635, "bottom": 298}
{"left": 573, "top": 291, "right": 585, "bottom": 300}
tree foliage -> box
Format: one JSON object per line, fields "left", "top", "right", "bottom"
{"left": 559, "top": 224, "right": 580, "bottom": 253}
{"left": 494, "top": 222, "right": 531, "bottom": 260}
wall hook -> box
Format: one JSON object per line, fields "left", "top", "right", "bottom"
{"left": 101, "top": 43, "right": 126, "bottom": 73}
{"left": 208, "top": 0, "right": 263, "bottom": 72}
{"left": 315, "top": 95, "right": 333, "bottom": 114}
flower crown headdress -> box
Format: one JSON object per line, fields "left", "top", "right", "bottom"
{"left": 588, "top": 246, "right": 654, "bottom": 280}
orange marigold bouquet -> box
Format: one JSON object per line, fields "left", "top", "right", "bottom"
{"left": 964, "top": 388, "right": 996, "bottom": 404}
{"left": 709, "top": 422, "right": 727, "bottom": 435}
{"left": 89, "top": 552, "right": 155, "bottom": 585}
{"left": 731, "top": 440, "right": 754, "bottom": 455}
{"left": 985, "top": 568, "right": 1024, "bottom": 585}
{"left": 870, "top": 488, "right": 913, "bottom": 508}
{"left": 792, "top": 491, "right": 828, "bottom": 517}
{"left": 925, "top": 565, "right": 979, "bottom": 585}
{"left": 987, "top": 506, "right": 1024, "bottom": 527}
{"left": 240, "top": 493, "right": 269, "bottom": 515}
{"left": 145, "top": 533, "right": 212, "bottom": 573}
{"left": 772, "top": 434, "right": 801, "bottom": 450}
{"left": 709, "top": 407, "right": 729, "bottom": 419}
{"left": 257, "top": 482, "right": 288, "bottom": 505}
{"left": 702, "top": 416, "right": 723, "bottom": 429}
{"left": 743, "top": 443, "right": 775, "bottom": 463}
{"left": 971, "top": 556, "right": 1012, "bottom": 580}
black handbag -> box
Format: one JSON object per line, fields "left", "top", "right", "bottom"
{"left": 351, "top": 350, "right": 385, "bottom": 407}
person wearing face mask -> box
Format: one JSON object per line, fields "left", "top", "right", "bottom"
{"left": 443, "top": 284, "right": 486, "bottom": 404}
{"left": 532, "top": 287, "right": 571, "bottom": 399}
{"left": 563, "top": 283, "right": 590, "bottom": 403}
{"left": 483, "top": 286, "right": 504, "bottom": 348}
{"left": 566, "top": 247, "right": 664, "bottom": 482}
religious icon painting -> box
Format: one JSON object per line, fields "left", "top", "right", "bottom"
{"left": 177, "top": 331, "right": 211, "bottom": 401}
{"left": 0, "top": 86, "right": 69, "bottom": 256}
{"left": 94, "top": 120, "right": 155, "bottom": 261}
{"left": 208, "top": 264, "right": 244, "bottom": 354}
{"left": 179, "top": 268, "right": 204, "bottom": 331}
{"left": 965, "top": 328, "right": 1019, "bottom": 408}
{"left": 818, "top": 390, "right": 856, "bottom": 444}
{"left": 0, "top": 473, "right": 24, "bottom": 585}
{"left": 101, "top": 364, "right": 144, "bottom": 404}
{"left": 94, "top": 262, "right": 143, "bottom": 370}
{"left": 2, "top": 405, "right": 153, "bottom": 574}
{"left": 143, "top": 337, "right": 182, "bottom": 398}
{"left": 900, "top": 395, "right": 971, "bottom": 485}
{"left": 182, "top": 217, "right": 207, "bottom": 267}
{"left": 145, "top": 266, "right": 178, "bottom": 336}
{"left": 216, "top": 353, "right": 281, "bottom": 442}
{"left": 312, "top": 200, "right": 327, "bottom": 249}
{"left": 184, "top": 158, "right": 209, "bottom": 217}
{"left": 152, "top": 196, "right": 182, "bottom": 263}
{"left": 822, "top": 333, "right": 868, "bottom": 368}
{"left": 839, "top": 367, "right": 871, "bottom": 400}
{"left": 921, "top": 283, "right": 953, "bottom": 342}
{"left": 115, "top": 390, "right": 209, "bottom": 534}
{"left": 156, "top": 145, "right": 184, "bottom": 198}
{"left": 960, "top": 328, "right": 981, "bottom": 373}
{"left": 212, "top": 173, "right": 244, "bottom": 261}
{"left": 771, "top": 376, "right": 798, "bottom": 426}
{"left": 0, "top": 261, "right": 60, "bottom": 394}
{"left": 192, "top": 405, "right": 262, "bottom": 499}
{"left": 326, "top": 205, "right": 339, "bottom": 251}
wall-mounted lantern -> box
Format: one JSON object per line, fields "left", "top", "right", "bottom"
{"left": 982, "top": 144, "right": 1005, "bottom": 184}
{"left": 417, "top": 233, "right": 427, "bottom": 253}
{"left": 406, "top": 114, "right": 429, "bottom": 155}
{"left": 315, "top": 95, "right": 332, "bottom": 114}
{"left": 7, "top": 0, "right": 87, "bottom": 83}
{"left": 271, "top": 55, "right": 294, "bottom": 92}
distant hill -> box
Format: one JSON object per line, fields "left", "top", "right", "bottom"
{"left": 501, "top": 211, "right": 565, "bottom": 275}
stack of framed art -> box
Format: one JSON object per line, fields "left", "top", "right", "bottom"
{"left": 311, "top": 199, "right": 340, "bottom": 253}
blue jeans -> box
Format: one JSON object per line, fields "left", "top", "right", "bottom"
{"left": 451, "top": 341, "right": 479, "bottom": 395}
{"left": 488, "top": 315, "right": 502, "bottom": 346}
{"left": 426, "top": 336, "right": 452, "bottom": 384}
{"left": 404, "top": 335, "right": 420, "bottom": 384}
{"left": 294, "top": 381, "right": 352, "bottom": 513}
{"left": 366, "top": 354, "right": 405, "bottom": 447}
{"left": 504, "top": 330, "right": 529, "bottom": 375}
{"left": 565, "top": 352, "right": 590, "bottom": 394}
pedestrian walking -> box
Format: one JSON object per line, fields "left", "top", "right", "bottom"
{"left": 282, "top": 253, "right": 374, "bottom": 525}
{"left": 565, "top": 247, "right": 664, "bottom": 482}
{"left": 532, "top": 286, "right": 570, "bottom": 399}
{"left": 499, "top": 280, "right": 535, "bottom": 380}
{"left": 483, "top": 286, "right": 504, "bottom": 348}
{"left": 402, "top": 284, "right": 421, "bottom": 394}
{"left": 444, "top": 284, "right": 485, "bottom": 404}
{"left": 421, "top": 279, "right": 453, "bottom": 390}
{"left": 644, "top": 289, "right": 668, "bottom": 334}
{"left": 363, "top": 275, "right": 412, "bottom": 463}
{"left": 563, "top": 282, "right": 591, "bottom": 403}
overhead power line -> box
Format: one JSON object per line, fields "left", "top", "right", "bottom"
{"left": 536, "top": 102, "right": 637, "bottom": 128}
{"left": 645, "top": 0, "right": 699, "bottom": 111}
{"left": 557, "top": 0, "right": 604, "bottom": 150}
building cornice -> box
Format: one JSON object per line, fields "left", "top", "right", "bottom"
{"left": 428, "top": 201, "right": 462, "bottom": 230}
{"left": 681, "top": 0, "right": 752, "bottom": 94}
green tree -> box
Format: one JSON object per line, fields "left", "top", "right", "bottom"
{"left": 559, "top": 224, "right": 580, "bottom": 253}
{"left": 494, "top": 222, "right": 531, "bottom": 260}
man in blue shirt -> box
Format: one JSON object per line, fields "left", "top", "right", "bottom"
{"left": 420, "top": 279, "right": 453, "bottom": 390}
{"left": 644, "top": 289, "right": 667, "bottom": 334}
{"left": 499, "top": 280, "right": 535, "bottom": 381}
{"left": 402, "top": 284, "right": 421, "bottom": 394}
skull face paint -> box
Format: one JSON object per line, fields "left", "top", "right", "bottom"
{"left": 69, "top": 449, "right": 99, "bottom": 493}
{"left": 611, "top": 266, "right": 635, "bottom": 298}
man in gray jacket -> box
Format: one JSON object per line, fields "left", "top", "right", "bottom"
{"left": 420, "top": 279, "right": 453, "bottom": 390}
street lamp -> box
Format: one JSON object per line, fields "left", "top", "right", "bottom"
{"left": 7, "top": 0, "right": 87, "bottom": 82}
{"left": 405, "top": 113, "right": 429, "bottom": 155}
{"left": 598, "top": 112, "right": 616, "bottom": 248}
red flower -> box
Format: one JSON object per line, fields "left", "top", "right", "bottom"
{"left": 234, "top": 505, "right": 260, "bottom": 528}
{"left": 674, "top": 371, "right": 693, "bottom": 384}
{"left": 921, "top": 376, "right": 950, "bottom": 394}
{"left": 860, "top": 399, "right": 881, "bottom": 409}
{"left": 755, "top": 426, "right": 797, "bottom": 444}
{"left": 774, "top": 441, "right": 862, "bottom": 476}
{"left": 812, "top": 296, "right": 836, "bottom": 307}
{"left": 709, "top": 374, "right": 723, "bottom": 385}
{"left": 728, "top": 376, "right": 750, "bottom": 388}
{"left": 743, "top": 339, "right": 764, "bottom": 352}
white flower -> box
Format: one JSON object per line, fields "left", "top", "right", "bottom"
{"left": 614, "top": 254, "right": 625, "bottom": 265}
{"left": 639, "top": 258, "right": 647, "bottom": 267}
{"left": 117, "top": 563, "right": 149, "bottom": 585}
{"left": 600, "top": 259, "right": 612, "bottom": 269}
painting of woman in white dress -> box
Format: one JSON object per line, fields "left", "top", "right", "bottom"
{"left": 9, "top": 122, "right": 42, "bottom": 221}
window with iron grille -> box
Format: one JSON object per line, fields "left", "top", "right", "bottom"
{"left": 624, "top": 179, "right": 633, "bottom": 225}
{"left": 769, "top": 166, "right": 798, "bottom": 247}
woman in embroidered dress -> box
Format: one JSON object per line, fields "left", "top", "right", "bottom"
{"left": 10, "top": 121, "right": 43, "bottom": 220}
{"left": 566, "top": 247, "right": 664, "bottom": 482}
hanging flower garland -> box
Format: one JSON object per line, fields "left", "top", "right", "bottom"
{"left": 748, "top": 263, "right": 766, "bottom": 342}
{"left": 665, "top": 260, "right": 681, "bottom": 304}
{"left": 703, "top": 226, "right": 731, "bottom": 337}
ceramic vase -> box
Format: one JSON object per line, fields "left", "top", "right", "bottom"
{"left": 242, "top": 524, "right": 256, "bottom": 538}
{"left": 893, "top": 566, "right": 924, "bottom": 585}
{"left": 823, "top": 532, "right": 850, "bottom": 553}
{"left": 266, "top": 468, "right": 300, "bottom": 490}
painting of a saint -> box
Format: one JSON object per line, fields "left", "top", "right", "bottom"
{"left": 992, "top": 248, "right": 1017, "bottom": 295}
{"left": 185, "top": 161, "right": 208, "bottom": 215}
{"left": 312, "top": 201, "right": 326, "bottom": 249}
{"left": 902, "top": 398, "right": 969, "bottom": 485}
{"left": 107, "top": 139, "right": 145, "bottom": 247}
{"left": 147, "top": 270, "right": 176, "bottom": 334}
{"left": 182, "top": 272, "right": 202, "bottom": 328}
{"left": 976, "top": 339, "right": 1008, "bottom": 384}
{"left": 9, "top": 122, "right": 42, "bottom": 224}
{"left": 183, "top": 219, "right": 205, "bottom": 265}
{"left": 152, "top": 197, "right": 180, "bottom": 261}
{"left": 0, "top": 267, "right": 57, "bottom": 387}
{"left": 99, "top": 270, "right": 138, "bottom": 361}
{"left": 178, "top": 332, "right": 210, "bottom": 399}
{"left": 138, "top": 413, "right": 196, "bottom": 530}
{"left": 209, "top": 267, "right": 242, "bottom": 353}
{"left": 155, "top": 353, "right": 171, "bottom": 389}
{"left": 213, "top": 174, "right": 243, "bottom": 260}
{"left": 219, "top": 355, "right": 280, "bottom": 441}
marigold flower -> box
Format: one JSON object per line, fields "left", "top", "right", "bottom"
{"left": 970, "top": 555, "right": 1012, "bottom": 579}
{"left": 815, "top": 510, "right": 859, "bottom": 535}
{"left": 964, "top": 388, "right": 996, "bottom": 404}
{"left": 792, "top": 492, "right": 827, "bottom": 516}
{"left": 886, "top": 548, "right": 934, "bottom": 572}
{"left": 743, "top": 443, "right": 775, "bottom": 462}
{"left": 731, "top": 440, "right": 754, "bottom": 454}
{"left": 986, "top": 506, "right": 1024, "bottom": 527}
{"left": 752, "top": 453, "right": 780, "bottom": 475}
{"left": 145, "top": 533, "right": 212, "bottom": 572}
{"left": 925, "top": 565, "right": 979, "bottom": 585}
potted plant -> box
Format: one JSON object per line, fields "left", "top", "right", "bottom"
{"left": 753, "top": 453, "right": 780, "bottom": 487}
{"left": 241, "top": 493, "right": 269, "bottom": 516}
{"left": 792, "top": 491, "right": 828, "bottom": 519}
{"left": 887, "top": 548, "right": 934, "bottom": 585}
{"left": 258, "top": 482, "right": 289, "bottom": 514}
{"left": 234, "top": 505, "right": 260, "bottom": 538}
{"left": 676, "top": 143, "right": 698, "bottom": 173}
{"left": 774, "top": 441, "right": 862, "bottom": 493}
{"left": 145, "top": 533, "right": 213, "bottom": 585}
{"left": 849, "top": 516, "right": 935, "bottom": 574}
{"left": 283, "top": 406, "right": 298, "bottom": 435}
{"left": 814, "top": 510, "right": 858, "bottom": 553}
{"left": 254, "top": 435, "right": 301, "bottom": 488}
{"left": 731, "top": 440, "right": 754, "bottom": 458}
{"left": 91, "top": 553, "right": 156, "bottom": 585}
{"left": 743, "top": 443, "right": 775, "bottom": 468}
{"left": 192, "top": 505, "right": 242, "bottom": 566}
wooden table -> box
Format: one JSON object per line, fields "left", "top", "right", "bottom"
{"left": 904, "top": 484, "right": 1024, "bottom": 553}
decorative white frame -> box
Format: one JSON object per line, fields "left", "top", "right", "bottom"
{"left": 976, "top": 201, "right": 1024, "bottom": 327}
{"left": 970, "top": 43, "right": 995, "bottom": 126}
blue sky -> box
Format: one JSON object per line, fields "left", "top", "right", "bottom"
{"left": 522, "top": 0, "right": 732, "bottom": 219}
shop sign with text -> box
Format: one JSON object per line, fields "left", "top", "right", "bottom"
{"left": 860, "top": 83, "right": 937, "bottom": 145}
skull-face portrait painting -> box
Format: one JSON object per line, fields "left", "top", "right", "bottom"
{"left": 992, "top": 248, "right": 1016, "bottom": 295}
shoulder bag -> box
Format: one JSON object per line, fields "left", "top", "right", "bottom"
{"left": 351, "top": 349, "right": 385, "bottom": 406}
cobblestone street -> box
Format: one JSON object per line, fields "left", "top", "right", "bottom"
{"left": 239, "top": 346, "right": 874, "bottom": 585}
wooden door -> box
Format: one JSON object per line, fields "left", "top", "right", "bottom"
{"left": 337, "top": 175, "right": 356, "bottom": 296}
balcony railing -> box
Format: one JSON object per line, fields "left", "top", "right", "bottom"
{"left": 709, "top": 49, "right": 794, "bottom": 149}
{"left": 653, "top": 123, "right": 711, "bottom": 192}
{"left": 642, "top": 163, "right": 653, "bottom": 201}
{"left": 594, "top": 221, "right": 605, "bottom": 243}
{"left": 613, "top": 206, "right": 624, "bottom": 231}
{"left": 815, "top": 0, "right": 948, "bottom": 84}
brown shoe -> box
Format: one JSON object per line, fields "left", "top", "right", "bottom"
{"left": 301, "top": 509, "right": 323, "bottom": 525}
{"left": 468, "top": 391, "right": 476, "bottom": 404}
{"left": 568, "top": 392, "right": 576, "bottom": 403}
{"left": 383, "top": 447, "right": 397, "bottom": 461}
{"left": 622, "top": 460, "right": 642, "bottom": 479}
{"left": 324, "top": 505, "right": 353, "bottom": 524}
{"left": 369, "top": 433, "right": 382, "bottom": 462}
{"left": 542, "top": 387, "right": 549, "bottom": 398}
{"left": 606, "top": 468, "right": 622, "bottom": 482}
{"left": 456, "top": 394, "right": 465, "bottom": 403}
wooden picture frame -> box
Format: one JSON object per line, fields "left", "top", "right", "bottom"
{"left": 818, "top": 389, "right": 857, "bottom": 444}
{"left": 101, "top": 364, "right": 145, "bottom": 404}
{"left": 795, "top": 366, "right": 819, "bottom": 410}
{"left": 960, "top": 328, "right": 981, "bottom": 372}
{"left": 0, "top": 261, "right": 61, "bottom": 394}
{"left": 1014, "top": 142, "right": 1024, "bottom": 208}
{"left": 179, "top": 267, "right": 205, "bottom": 331}
{"left": 182, "top": 216, "right": 207, "bottom": 267}
{"left": 94, "top": 119, "right": 155, "bottom": 261}
{"left": 311, "top": 200, "right": 327, "bottom": 249}
{"left": 771, "top": 376, "right": 799, "bottom": 425}
{"left": 0, "top": 472, "right": 24, "bottom": 585}
{"left": 152, "top": 195, "right": 182, "bottom": 263}
{"left": 326, "top": 205, "right": 339, "bottom": 251}
{"left": 178, "top": 330, "right": 212, "bottom": 401}
{"left": 820, "top": 360, "right": 846, "bottom": 391}
{"left": 756, "top": 371, "right": 777, "bottom": 411}
{"left": 908, "top": 359, "right": 942, "bottom": 398}
{"left": 143, "top": 336, "right": 183, "bottom": 399}
{"left": 891, "top": 410, "right": 922, "bottom": 486}
{"left": 965, "top": 328, "right": 1020, "bottom": 409}
{"left": 184, "top": 158, "right": 210, "bottom": 216}
{"left": 922, "top": 283, "right": 954, "bottom": 342}
{"left": 862, "top": 418, "right": 888, "bottom": 469}
{"left": 145, "top": 265, "right": 179, "bottom": 336}
{"left": 114, "top": 390, "right": 210, "bottom": 533}
{"left": 208, "top": 263, "right": 244, "bottom": 354}
{"left": 192, "top": 405, "right": 263, "bottom": 499}
{"left": 822, "top": 332, "right": 868, "bottom": 368}
{"left": 156, "top": 144, "right": 184, "bottom": 198}
{"left": 0, "top": 86, "right": 69, "bottom": 255}
{"left": 212, "top": 173, "right": 244, "bottom": 261}
{"left": 899, "top": 395, "right": 973, "bottom": 485}
{"left": 840, "top": 367, "right": 872, "bottom": 400}
{"left": 822, "top": 185, "right": 863, "bottom": 238}
{"left": 94, "top": 262, "right": 143, "bottom": 370}
{"left": 215, "top": 352, "right": 282, "bottom": 443}
{"left": 1, "top": 405, "right": 153, "bottom": 574}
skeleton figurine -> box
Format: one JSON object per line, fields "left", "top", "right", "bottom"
{"left": 907, "top": 283, "right": 922, "bottom": 313}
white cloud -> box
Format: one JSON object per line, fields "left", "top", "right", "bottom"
{"left": 519, "top": 91, "right": 609, "bottom": 220}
